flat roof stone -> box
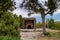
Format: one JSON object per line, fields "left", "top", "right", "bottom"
{"left": 23, "top": 18, "right": 36, "bottom": 20}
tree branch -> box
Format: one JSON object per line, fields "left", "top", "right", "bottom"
{"left": 45, "top": 10, "right": 56, "bottom": 16}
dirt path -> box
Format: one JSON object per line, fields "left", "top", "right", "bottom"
{"left": 20, "top": 29, "right": 59, "bottom": 40}
{"left": 20, "top": 32, "right": 43, "bottom": 40}
{"left": 20, "top": 29, "right": 43, "bottom": 40}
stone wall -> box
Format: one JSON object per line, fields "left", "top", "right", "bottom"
{"left": 22, "top": 18, "right": 36, "bottom": 29}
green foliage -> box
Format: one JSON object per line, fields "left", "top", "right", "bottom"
{"left": 20, "top": 0, "right": 39, "bottom": 13}
{"left": 20, "top": 0, "right": 57, "bottom": 15}
{"left": 43, "top": 32, "right": 51, "bottom": 36}
{"left": 47, "top": 0, "right": 57, "bottom": 11}
{"left": 0, "top": 0, "right": 20, "bottom": 40}
{"left": 0, "top": 0, "right": 14, "bottom": 12}
{"left": 48, "top": 18, "right": 56, "bottom": 29}
{"left": 19, "top": 15, "right": 23, "bottom": 28}
{"left": 0, "top": 36, "right": 20, "bottom": 40}
{"left": 48, "top": 31, "right": 60, "bottom": 38}
{"left": 36, "top": 22, "right": 42, "bottom": 28}
{"left": 55, "top": 22, "right": 60, "bottom": 30}
{"left": 39, "top": 6, "right": 44, "bottom": 14}
{"left": 0, "top": 12, "right": 20, "bottom": 40}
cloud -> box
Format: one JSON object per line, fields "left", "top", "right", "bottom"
{"left": 54, "top": 10, "right": 60, "bottom": 15}
{"left": 13, "top": 8, "right": 41, "bottom": 18}
{"left": 12, "top": 8, "right": 28, "bottom": 17}
{"left": 14, "top": 0, "right": 23, "bottom": 8}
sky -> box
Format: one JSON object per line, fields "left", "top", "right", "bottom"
{"left": 12, "top": 0, "right": 60, "bottom": 22}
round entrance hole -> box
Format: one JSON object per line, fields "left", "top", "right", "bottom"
{"left": 27, "top": 25, "right": 32, "bottom": 29}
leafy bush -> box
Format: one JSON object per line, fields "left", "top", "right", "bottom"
{"left": 48, "top": 18, "right": 56, "bottom": 29}
{"left": 55, "top": 22, "right": 60, "bottom": 30}
{"left": 43, "top": 32, "right": 51, "bottom": 36}
{"left": 0, "top": 12, "right": 20, "bottom": 40}
{"left": 0, "top": 36, "right": 20, "bottom": 40}
{"left": 36, "top": 22, "right": 42, "bottom": 28}
{"left": 19, "top": 15, "right": 23, "bottom": 28}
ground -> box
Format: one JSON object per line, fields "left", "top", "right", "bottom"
{"left": 20, "top": 28, "right": 60, "bottom": 40}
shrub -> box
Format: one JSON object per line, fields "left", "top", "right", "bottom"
{"left": 43, "top": 32, "right": 51, "bottom": 36}
{"left": 19, "top": 15, "right": 23, "bottom": 28}
{"left": 0, "top": 12, "right": 20, "bottom": 40}
{"left": 55, "top": 22, "right": 60, "bottom": 30}
{"left": 36, "top": 22, "right": 42, "bottom": 28}
{"left": 0, "top": 36, "right": 20, "bottom": 40}
{"left": 48, "top": 18, "right": 56, "bottom": 29}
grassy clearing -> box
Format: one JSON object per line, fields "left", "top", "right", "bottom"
{"left": 38, "top": 30, "right": 60, "bottom": 40}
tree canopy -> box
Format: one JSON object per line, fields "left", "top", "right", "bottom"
{"left": 20, "top": 0, "right": 57, "bottom": 14}
{"left": 48, "top": 18, "right": 56, "bottom": 29}
{"left": 19, "top": 15, "right": 23, "bottom": 28}
{"left": 0, "top": 0, "right": 20, "bottom": 40}
{"left": 0, "top": 0, "right": 14, "bottom": 12}
{"left": 0, "top": 12, "right": 20, "bottom": 40}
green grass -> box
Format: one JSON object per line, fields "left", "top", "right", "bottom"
{"left": 38, "top": 30, "right": 60, "bottom": 40}
{"left": 0, "top": 36, "right": 20, "bottom": 40}
{"left": 49, "top": 31, "right": 60, "bottom": 40}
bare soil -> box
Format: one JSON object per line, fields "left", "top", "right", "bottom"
{"left": 20, "top": 28, "right": 59, "bottom": 40}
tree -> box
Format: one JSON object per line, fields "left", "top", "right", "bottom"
{"left": 0, "top": 12, "right": 20, "bottom": 40}
{"left": 0, "top": 0, "right": 15, "bottom": 20}
{"left": 20, "top": 0, "right": 57, "bottom": 34}
{"left": 0, "top": 0, "right": 15, "bottom": 13}
{"left": 19, "top": 15, "right": 23, "bottom": 28}
{"left": 0, "top": 0, "right": 20, "bottom": 40}
{"left": 48, "top": 18, "right": 56, "bottom": 29}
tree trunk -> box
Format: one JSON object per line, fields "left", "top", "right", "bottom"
{"left": 41, "top": 15, "right": 46, "bottom": 34}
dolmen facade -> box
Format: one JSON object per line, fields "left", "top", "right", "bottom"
{"left": 22, "top": 18, "right": 36, "bottom": 29}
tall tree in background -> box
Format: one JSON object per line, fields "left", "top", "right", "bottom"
{"left": 19, "top": 15, "right": 23, "bottom": 28}
{"left": 20, "top": 0, "right": 57, "bottom": 34}
{"left": 48, "top": 18, "right": 55, "bottom": 29}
